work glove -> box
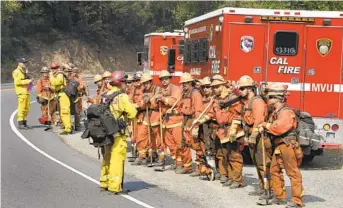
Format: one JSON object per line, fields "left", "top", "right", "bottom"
{"left": 228, "top": 120, "right": 240, "bottom": 142}
{"left": 143, "top": 94, "right": 150, "bottom": 104}
{"left": 258, "top": 124, "right": 264, "bottom": 133}
{"left": 248, "top": 131, "right": 259, "bottom": 145}
{"left": 191, "top": 126, "right": 199, "bottom": 139}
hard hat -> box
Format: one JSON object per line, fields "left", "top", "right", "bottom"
{"left": 159, "top": 70, "right": 172, "bottom": 79}
{"left": 133, "top": 71, "right": 143, "bottom": 81}
{"left": 126, "top": 75, "right": 134, "bottom": 82}
{"left": 50, "top": 62, "right": 59, "bottom": 69}
{"left": 103, "top": 71, "right": 111, "bottom": 78}
{"left": 179, "top": 72, "right": 194, "bottom": 83}
{"left": 210, "top": 74, "right": 226, "bottom": 86}
{"left": 238, "top": 75, "right": 255, "bottom": 87}
{"left": 265, "top": 83, "right": 288, "bottom": 96}
{"left": 110, "top": 70, "right": 125, "bottom": 86}
{"left": 63, "top": 63, "right": 72, "bottom": 72}
{"left": 40, "top": 66, "right": 50, "bottom": 73}
{"left": 72, "top": 67, "right": 79, "bottom": 73}
{"left": 140, "top": 74, "right": 153, "bottom": 84}
{"left": 17, "top": 58, "right": 27, "bottom": 63}
{"left": 200, "top": 76, "right": 211, "bottom": 86}
{"left": 93, "top": 74, "right": 103, "bottom": 83}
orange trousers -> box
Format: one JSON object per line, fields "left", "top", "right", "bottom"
{"left": 136, "top": 124, "right": 161, "bottom": 159}
{"left": 215, "top": 138, "right": 228, "bottom": 177}
{"left": 223, "top": 140, "right": 244, "bottom": 184}
{"left": 270, "top": 140, "right": 303, "bottom": 206}
{"left": 249, "top": 136, "right": 272, "bottom": 190}
{"left": 41, "top": 100, "right": 57, "bottom": 122}
{"left": 165, "top": 126, "right": 192, "bottom": 170}
{"left": 184, "top": 130, "right": 207, "bottom": 173}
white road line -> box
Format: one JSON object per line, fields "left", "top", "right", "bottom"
{"left": 10, "top": 101, "right": 155, "bottom": 208}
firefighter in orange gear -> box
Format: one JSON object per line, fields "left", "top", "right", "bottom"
{"left": 238, "top": 75, "right": 272, "bottom": 199}
{"left": 130, "top": 72, "right": 147, "bottom": 165}
{"left": 260, "top": 83, "right": 304, "bottom": 208}
{"left": 155, "top": 70, "right": 184, "bottom": 170}
{"left": 179, "top": 73, "right": 204, "bottom": 174}
{"left": 125, "top": 75, "right": 134, "bottom": 95}
{"left": 87, "top": 74, "right": 103, "bottom": 104}
{"left": 132, "top": 74, "right": 161, "bottom": 165}
{"left": 69, "top": 64, "right": 85, "bottom": 131}
{"left": 12, "top": 58, "right": 33, "bottom": 129}
{"left": 36, "top": 66, "right": 55, "bottom": 125}
{"left": 191, "top": 77, "right": 217, "bottom": 178}
{"left": 102, "top": 71, "right": 112, "bottom": 93}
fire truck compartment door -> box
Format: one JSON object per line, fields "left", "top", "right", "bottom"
{"left": 228, "top": 23, "right": 267, "bottom": 83}
{"left": 303, "top": 26, "right": 343, "bottom": 118}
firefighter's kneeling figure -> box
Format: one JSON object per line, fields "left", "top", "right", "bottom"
{"left": 82, "top": 70, "right": 137, "bottom": 194}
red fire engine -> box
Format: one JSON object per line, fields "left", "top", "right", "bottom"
{"left": 137, "top": 31, "right": 184, "bottom": 84}
{"left": 182, "top": 7, "right": 343, "bottom": 159}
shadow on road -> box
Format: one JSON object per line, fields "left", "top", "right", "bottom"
{"left": 124, "top": 180, "right": 157, "bottom": 192}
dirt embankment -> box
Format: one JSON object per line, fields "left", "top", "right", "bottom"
{"left": 1, "top": 34, "right": 140, "bottom": 83}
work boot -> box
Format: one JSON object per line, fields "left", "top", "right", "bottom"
{"left": 175, "top": 168, "right": 193, "bottom": 174}
{"left": 189, "top": 171, "right": 201, "bottom": 177}
{"left": 108, "top": 189, "right": 130, "bottom": 195}
{"left": 23, "top": 120, "right": 32, "bottom": 129}
{"left": 74, "top": 125, "right": 82, "bottom": 131}
{"left": 256, "top": 192, "right": 274, "bottom": 205}
{"left": 18, "top": 121, "right": 27, "bottom": 129}
{"left": 100, "top": 187, "right": 108, "bottom": 192}
{"left": 155, "top": 160, "right": 164, "bottom": 167}
{"left": 128, "top": 157, "right": 136, "bottom": 163}
{"left": 229, "top": 182, "right": 245, "bottom": 189}
{"left": 220, "top": 175, "right": 228, "bottom": 184}
{"left": 215, "top": 172, "right": 221, "bottom": 180}
{"left": 131, "top": 158, "right": 146, "bottom": 166}
{"left": 285, "top": 201, "right": 302, "bottom": 208}
{"left": 59, "top": 131, "right": 72, "bottom": 135}
{"left": 222, "top": 179, "right": 233, "bottom": 187}
{"left": 271, "top": 198, "right": 287, "bottom": 205}
{"left": 167, "top": 163, "right": 176, "bottom": 170}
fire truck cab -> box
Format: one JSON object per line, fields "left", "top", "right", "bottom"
{"left": 182, "top": 7, "right": 343, "bottom": 158}
{"left": 137, "top": 30, "right": 184, "bottom": 84}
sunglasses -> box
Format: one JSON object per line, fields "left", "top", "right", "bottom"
{"left": 202, "top": 85, "right": 211, "bottom": 89}
{"left": 239, "top": 87, "right": 248, "bottom": 91}
{"left": 126, "top": 81, "right": 132, "bottom": 84}
{"left": 159, "top": 77, "right": 170, "bottom": 81}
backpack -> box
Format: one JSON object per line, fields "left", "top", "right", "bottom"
{"left": 280, "top": 107, "right": 323, "bottom": 151}
{"left": 61, "top": 73, "right": 79, "bottom": 97}
{"left": 81, "top": 91, "right": 126, "bottom": 148}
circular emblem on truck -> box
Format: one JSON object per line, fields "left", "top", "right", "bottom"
{"left": 240, "top": 36, "right": 254, "bottom": 53}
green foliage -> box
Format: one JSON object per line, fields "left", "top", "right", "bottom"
{"left": 2, "top": 1, "right": 342, "bottom": 64}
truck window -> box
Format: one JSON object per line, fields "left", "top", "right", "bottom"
{"left": 179, "top": 40, "right": 184, "bottom": 55}
{"left": 199, "top": 38, "right": 208, "bottom": 62}
{"left": 184, "top": 41, "right": 191, "bottom": 64}
{"left": 191, "top": 40, "right": 199, "bottom": 63}
{"left": 274, "top": 31, "right": 298, "bottom": 56}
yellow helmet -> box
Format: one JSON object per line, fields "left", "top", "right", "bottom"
{"left": 159, "top": 70, "right": 172, "bottom": 78}
{"left": 140, "top": 74, "right": 153, "bottom": 84}
{"left": 238, "top": 75, "right": 255, "bottom": 87}
{"left": 265, "top": 83, "right": 288, "bottom": 96}
{"left": 210, "top": 75, "right": 226, "bottom": 86}
{"left": 179, "top": 72, "right": 194, "bottom": 83}
{"left": 200, "top": 76, "right": 211, "bottom": 86}
{"left": 40, "top": 66, "right": 50, "bottom": 73}
{"left": 102, "top": 71, "right": 111, "bottom": 78}
{"left": 93, "top": 74, "right": 103, "bottom": 83}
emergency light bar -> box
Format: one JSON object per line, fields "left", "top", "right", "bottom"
{"left": 260, "top": 16, "right": 315, "bottom": 22}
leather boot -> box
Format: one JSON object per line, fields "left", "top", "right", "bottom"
{"left": 222, "top": 179, "right": 233, "bottom": 187}
{"left": 18, "top": 121, "right": 26, "bottom": 129}
{"left": 189, "top": 170, "right": 201, "bottom": 177}
{"left": 131, "top": 158, "right": 147, "bottom": 166}
{"left": 220, "top": 175, "right": 228, "bottom": 183}
{"left": 175, "top": 168, "right": 193, "bottom": 174}
{"left": 23, "top": 120, "right": 32, "bottom": 129}
{"left": 285, "top": 201, "right": 302, "bottom": 208}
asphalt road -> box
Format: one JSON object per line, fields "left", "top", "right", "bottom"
{"left": 1, "top": 84, "right": 198, "bottom": 208}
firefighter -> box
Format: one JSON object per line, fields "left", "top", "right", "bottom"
{"left": 153, "top": 70, "right": 183, "bottom": 170}
{"left": 87, "top": 74, "right": 103, "bottom": 104}
{"left": 179, "top": 72, "right": 203, "bottom": 174}
{"left": 36, "top": 66, "right": 55, "bottom": 125}
{"left": 70, "top": 64, "right": 85, "bottom": 131}
{"left": 49, "top": 62, "right": 72, "bottom": 135}
{"left": 102, "top": 71, "right": 112, "bottom": 93}
{"left": 130, "top": 72, "right": 146, "bottom": 165}
{"left": 259, "top": 83, "right": 304, "bottom": 208}
{"left": 125, "top": 75, "right": 134, "bottom": 95}
{"left": 238, "top": 75, "right": 271, "bottom": 200}
{"left": 133, "top": 74, "right": 161, "bottom": 165}
{"left": 100, "top": 70, "right": 137, "bottom": 194}
{"left": 12, "top": 58, "right": 33, "bottom": 129}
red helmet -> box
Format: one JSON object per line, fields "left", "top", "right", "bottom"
{"left": 110, "top": 70, "right": 125, "bottom": 86}
{"left": 50, "top": 62, "right": 59, "bottom": 69}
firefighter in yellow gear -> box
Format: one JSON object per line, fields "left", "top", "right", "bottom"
{"left": 49, "top": 62, "right": 72, "bottom": 135}
{"left": 12, "top": 58, "right": 33, "bottom": 129}
{"left": 100, "top": 70, "right": 137, "bottom": 194}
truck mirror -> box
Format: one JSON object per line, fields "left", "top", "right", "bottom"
{"left": 137, "top": 52, "right": 143, "bottom": 66}
{"left": 167, "top": 49, "right": 176, "bottom": 73}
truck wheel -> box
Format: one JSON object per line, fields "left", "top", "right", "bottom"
{"left": 303, "top": 155, "right": 315, "bottom": 162}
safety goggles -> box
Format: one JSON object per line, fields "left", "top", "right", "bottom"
{"left": 239, "top": 87, "right": 248, "bottom": 91}
{"left": 202, "top": 85, "right": 211, "bottom": 89}
{"left": 159, "top": 77, "right": 170, "bottom": 81}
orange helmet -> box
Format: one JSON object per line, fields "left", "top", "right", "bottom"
{"left": 110, "top": 70, "right": 125, "bottom": 86}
